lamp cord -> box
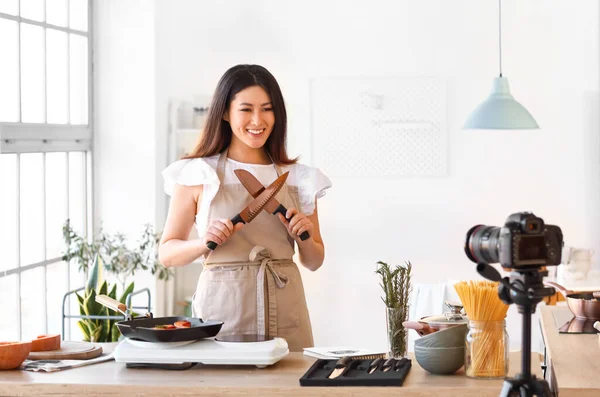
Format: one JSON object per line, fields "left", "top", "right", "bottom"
{"left": 499, "top": 0, "right": 503, "bottom": 77}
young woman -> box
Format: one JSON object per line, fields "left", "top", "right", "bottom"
{"left": 158, "top": 64, "right": 331, "bottom": 351}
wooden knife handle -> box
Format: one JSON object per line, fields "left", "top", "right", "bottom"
{"left": 96, "top": 294, "right": 127, "bottom": 314}
{"left": 273, "top": 204, "right": 310, "bottom": 241}
{"left": 382, "top": 358, "right": 395, "bottom": 372}
{"left": 368, "top": 357, "right": 383, "bottom": 374}
{"left": 206, "top": 214, "right": 246, "bottom": 250}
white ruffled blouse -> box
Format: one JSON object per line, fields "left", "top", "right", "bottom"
{"left": 162, "top": 154, "right": 332, "bottom": 234}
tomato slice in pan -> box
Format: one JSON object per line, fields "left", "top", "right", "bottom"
{"left": 174, "top": 321, "right": 191, "bottom": 328}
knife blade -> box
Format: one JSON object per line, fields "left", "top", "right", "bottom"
{"left": 328, "top": 356, "right": 352, "bottom": 379}
{"left": 206, "top": 171, "right": 289, "bottom": 250}
{"left": 381, "top": 358, "right": 395, "bottom": 372}
{"left": 234, "top": 169, "right": 309, "bottom": 241}
{"left": 367, "top": 357, "right": 383, "bottom": 374}
{"left": 394, "top": 357, "right": 410, "bottom": 372}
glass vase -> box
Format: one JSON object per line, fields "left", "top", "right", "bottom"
{"left": 465, "top": 319, "right": 509, "bottom": 379}
{"left": 386, "top": 307, "right": 408, "bottom": 358}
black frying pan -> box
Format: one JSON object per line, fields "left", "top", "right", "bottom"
{"left": 96, "top": 294, "right": 223, "bottom": 343}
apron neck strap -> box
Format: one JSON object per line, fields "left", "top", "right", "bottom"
{"left": 266, "top": 151, "right": 284, "bottom": 177}
{"left": 216, "top": 148, "right": 229, "bottom": 182}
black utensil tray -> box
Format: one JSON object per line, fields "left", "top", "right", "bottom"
{"left": 299, "top": 358, "right": 411, "bottom": 387}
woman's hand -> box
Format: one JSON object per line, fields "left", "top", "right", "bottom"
{"left": 277, "top": 208, "right": 314, "bottom": 242}
{"left": 203, "top": 218, "right": 243, "bottom": 247}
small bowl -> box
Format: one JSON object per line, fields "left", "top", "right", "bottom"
{"left": 0, "top": 341, "right": 32, "bottom": 370}
{"left": 414, "top": 345, "right": 465, "bottom": 375}
{"left": 414, "top": 324, "right": 468, "bottom": 348}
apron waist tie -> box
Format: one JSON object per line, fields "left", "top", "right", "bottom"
{"left": 203, "top": 246, "right": 292, "bottom": 338}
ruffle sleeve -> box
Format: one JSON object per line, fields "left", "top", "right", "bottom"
{"left": 294, "top": 164, "right": 332, "bottom": 215}
{"left": 161, "top": 158, "right": 220, "bottom": 196}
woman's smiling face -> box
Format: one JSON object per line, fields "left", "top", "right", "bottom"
{"left": 225, "top": 85, "right": 275, "bottom": 150}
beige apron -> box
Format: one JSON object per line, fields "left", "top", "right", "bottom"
{"left": 192, "top": 150, "right": 314, "bottom": 352}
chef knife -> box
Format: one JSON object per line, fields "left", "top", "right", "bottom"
{"left": 206, "top": 171, "right": 289, "bottom": 250}
{"left": 234, "top": 169, "right": 310, "bottom": 241}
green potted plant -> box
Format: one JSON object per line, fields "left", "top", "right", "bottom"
{"left": 376, "top": 260, "right": 412, "bottom": 358}
{"left": 62, "top": 219, "right": 172, "bottom": 342}
{"left": 75, "top": 255, "right": 135, "bottom": 342}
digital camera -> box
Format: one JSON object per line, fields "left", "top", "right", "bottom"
{"left": 464, "top": 212, "right": 563, "bottom": 269}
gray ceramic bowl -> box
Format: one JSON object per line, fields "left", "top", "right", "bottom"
{"left": 414, "top": 345, "right": 465, "bottom": 375}
{"left": 413, "top": 323, "right": 468, "bottom": 348}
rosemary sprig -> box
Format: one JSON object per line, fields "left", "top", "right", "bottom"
{"left": 376, "top": 260, "right": 412, "bottom": 309}
{"left": 376, "top": 260, "right": 413, "bottom": 357}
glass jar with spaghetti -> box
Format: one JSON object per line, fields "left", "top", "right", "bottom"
{"left": 465, "top": 319, "right": 509, "bottom": 379}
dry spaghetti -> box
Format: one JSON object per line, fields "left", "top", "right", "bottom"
{"left": 454, "top": 280, "right": 510, "bottom": 378}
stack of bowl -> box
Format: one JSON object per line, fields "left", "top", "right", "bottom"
{"left": 413, "top": 324, "right": 468, "bottom": 375}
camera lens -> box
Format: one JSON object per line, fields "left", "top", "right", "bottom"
{"left": 464, "top": 225, "right": 501, "bottom": 264}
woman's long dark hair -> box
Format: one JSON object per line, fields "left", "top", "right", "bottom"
{"left": 183, "top": 64, "right": 298, "bottom": 165}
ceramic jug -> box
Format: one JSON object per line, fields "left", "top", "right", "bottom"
{"left": 562, "top": 246, "right": 594, "bottom": 279}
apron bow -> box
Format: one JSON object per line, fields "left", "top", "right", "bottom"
{"left": 250, "top": 246, "right": 290, "bottom": 288}
{"left": 250, "top": 246, "right": 290, "bottom": 337}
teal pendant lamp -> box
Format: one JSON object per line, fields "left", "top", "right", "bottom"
{"left": 463, "top": 0, "right": 539, "bottom": 130}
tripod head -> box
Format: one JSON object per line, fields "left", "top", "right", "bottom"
{"left": 477, "top": 264, "right": 556, "bottom": 313}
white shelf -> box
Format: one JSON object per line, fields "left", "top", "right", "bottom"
{"left": 168, "top": 99, "right": 210, "bottom": 163}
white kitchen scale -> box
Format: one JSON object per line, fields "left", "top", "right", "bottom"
{"left": 113, "top": 336, "right": 289, "bottom": 369}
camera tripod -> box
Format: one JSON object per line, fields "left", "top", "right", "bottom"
{"left": 477, "top": 263, "right": 556, "bottom": 397}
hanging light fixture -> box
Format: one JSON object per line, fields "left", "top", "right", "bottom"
{"left": 463, "top": 0, "right": 539, "bottom": 130}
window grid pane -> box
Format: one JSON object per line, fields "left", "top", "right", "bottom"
{"left": 69, "top": 34, "right": 88, "bottom": 125}
{"left": 20, "top": 267, "right": 46, "bottom": 341}
{"left": 20, "top": 0, "right": 45, "bottom": 22}
{"left": 0, "top": 154, "right": 18, "bottom": 272}
{"left": 68, "top": 152, "right": 86, "bottom": 235}
{"left": 69, "top": 264, "right": 85, "bottom": 341}
{"left": 69, "top": 0, "right": 88, "bottom": 32}
{"left": 46, "top": 0, "right": 69, "bottom": 28}
{"left": 46, "top": 261, "right": 68, "bottom": 336}
{"left": 45, "top": 152, "right": 68, "bottom": 259}
{"left": 0, "top": 0, "right": 19, "bottom": 16}
{"left": 46, "top": 29, "right": 69, "bottom": 124}
{"left": 0, "top": 275, "right": 20, "bottom": 341}
{"left": 20, "top": 23, "right": 46, "bottom": 123}
{"left": 20, "top": 153, "right": 45, "bottom": 266}
{"left": 0, "top": 19, "right": 20, "bottom": 122}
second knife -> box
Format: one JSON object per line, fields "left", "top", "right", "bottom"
{"left": 206, "top": 171, "right": 289, "bottom": 250}
{"left": 234, "top": 169, "right": 310, "bottom": 241}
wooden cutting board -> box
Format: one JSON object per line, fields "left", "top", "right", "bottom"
{"left": 27, "top": 341, "right": 103, "bottom": 360}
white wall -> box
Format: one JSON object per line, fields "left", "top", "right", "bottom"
{"left": 97, "top": 0, "right": 600, "bottom": 352}
{"left": 93, "top": 0, "right": 158, "bottom": 308}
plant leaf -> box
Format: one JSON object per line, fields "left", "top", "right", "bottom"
{"left": 86, "top": 254, "right": 104, "bottom": 293}
{"left": 77, "top": 320, "right": 91, "bottom": 342}
{"left": 84, "top": 289, "right": 103, "bottom": 318}
{"left": 119, "top": 281, "right": 135, "bottom": 305}
{"left": 108, "top": 283, "right": 117, "bottom": 299}
{"left": 76, "top": 292, "right": 86, "bottom": 316}
{"left": 111, "top": 324, "right": 121, "bottom": 342}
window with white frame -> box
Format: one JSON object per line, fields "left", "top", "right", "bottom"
{"left": 0, "top": 0, "right": 92, "bottom": 342}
